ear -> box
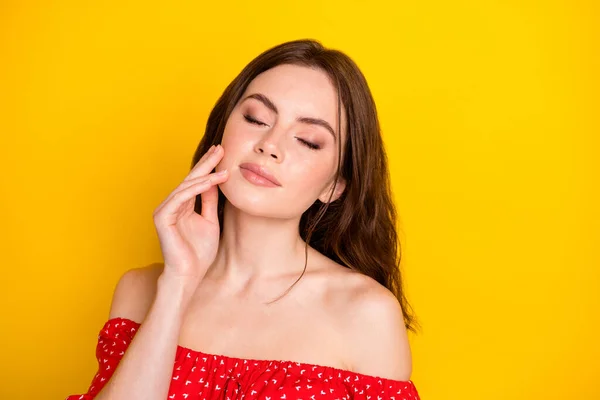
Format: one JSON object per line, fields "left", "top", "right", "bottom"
{"left": 318, "top": 177, "right": 346, "bottom": 203}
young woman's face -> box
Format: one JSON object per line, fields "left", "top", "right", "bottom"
{"left": 216, "top": 63, "right": 347, "bottom": 219}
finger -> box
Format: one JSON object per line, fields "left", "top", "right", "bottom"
{"left": 156, "top": 178, "right": 216, "bottom": 220}
{"left": 200, "top": 184, "right": 219, "bottom": 224}
{"left": 184, "top": 144, "right": 224, "bottom": 182}
{"left": 155, "top": 170, "right": 229, "bottom": 214}
{"left": 169, "top": 170, "right": 228, "bottom": 204}
{"left": 195, "top": 144, "right": 216, "bottom": 165}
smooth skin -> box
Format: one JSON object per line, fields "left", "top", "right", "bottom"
{"left": 96, "top": 64, "right": 412, "bottom": 400}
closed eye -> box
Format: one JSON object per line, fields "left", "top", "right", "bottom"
{"left": 243, "top": 114, "right": 267, "bottom": 126}
{"left": 297, "top": 138, "right": 320, "bottom": 150}
{"left": 244, "top": 114, "right": 321, "bottom": 151}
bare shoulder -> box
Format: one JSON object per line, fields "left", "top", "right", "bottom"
{"left": 324, "top": 264, "right": 413, "bottom": 380}
{"left": 107, "top": 262, "right": 164, "bottom": 323}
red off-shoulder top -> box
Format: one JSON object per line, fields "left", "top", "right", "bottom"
{"left": 66, "top": 317, "right": 420, "bottom": 400}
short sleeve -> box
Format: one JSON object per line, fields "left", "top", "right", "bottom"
{"left": 346, "top": 373, "right": 420, "bottom": 400}
{"left": 65, "top": 318, "right": 141, "bottom": 400}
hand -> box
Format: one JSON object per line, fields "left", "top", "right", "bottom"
{"left": 152, "top": 144, "right": 228, "bottom": 287}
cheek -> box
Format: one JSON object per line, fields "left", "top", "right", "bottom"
{"left": 218, "top": 123, "right": 251, "bottom": 167}
{"left": 289, "top": 161, "right": 333, "bottom": 194}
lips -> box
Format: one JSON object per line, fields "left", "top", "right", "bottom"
{"left": 239, "top": 163, "right": 281, "bottom": 186}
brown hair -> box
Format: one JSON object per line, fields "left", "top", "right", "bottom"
{"left": 191, "top": 39, "right": 419, "bottom": 333}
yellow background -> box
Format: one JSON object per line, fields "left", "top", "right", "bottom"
{"left": 1, "top": 1, "right": 598, "bottom": 399}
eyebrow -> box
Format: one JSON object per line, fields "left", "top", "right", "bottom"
{"left": 241, "top": 93, "right": 337, "bottom": 141}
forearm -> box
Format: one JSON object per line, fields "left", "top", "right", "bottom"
{"left": 96, "top": 273, "right": 196, "bottom": 400}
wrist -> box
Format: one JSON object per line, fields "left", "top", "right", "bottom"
{"left": 156, "top": 272, "right": 199, "bottom": 310}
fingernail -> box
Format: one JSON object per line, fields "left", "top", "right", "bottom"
{"left": 209, "top": 145, "right": 216, "bottom": 153}
{"left": 216, "top": 169, "right": 227, "bottom": 175}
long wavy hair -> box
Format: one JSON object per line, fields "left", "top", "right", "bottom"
{"left": 192, "top": 39, "right": 418, "bottom": 333}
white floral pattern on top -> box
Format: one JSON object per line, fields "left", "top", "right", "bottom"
{"left": 66, "top": 317, "right": 420, "bottom": 400}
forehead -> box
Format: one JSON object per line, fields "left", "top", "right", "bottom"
{"left": 242, "top": 64, "right": 346, "bottom": 135}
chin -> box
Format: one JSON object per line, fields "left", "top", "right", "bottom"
{"left": 219, "top": 174, "right": 282, "bottom": 217}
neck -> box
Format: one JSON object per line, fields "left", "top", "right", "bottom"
{"left": 207, "top": 200, "right": 308, "bottom": 282}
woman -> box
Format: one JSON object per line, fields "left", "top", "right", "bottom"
{"left": 67, "top": 39, "right": 421, "bottom": 400}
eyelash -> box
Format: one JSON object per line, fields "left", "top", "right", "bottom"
{"left": 243, "top": 114, "right": 321, "bottom": 150}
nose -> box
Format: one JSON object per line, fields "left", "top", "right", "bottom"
{"left": 254, "top": 128, "right": 284, "bottom": 161}
{"left": 257, "top": 147, "right": 278, "bottom": 159}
